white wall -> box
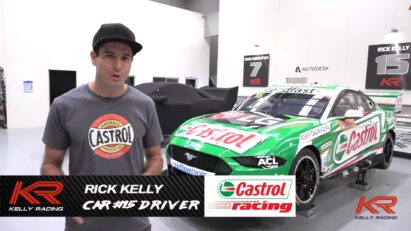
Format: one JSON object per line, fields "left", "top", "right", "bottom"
{"left": 3, "top": 0, "right": 209, "bottom": 129}
{"left": 205, "top": 11, "right": 219, "bottom": 37}
{"left": 218, "top": 0, "right": 411, "bottom": 104}
{"left": 0, "top": 0, "right": 5, "bottom": 67}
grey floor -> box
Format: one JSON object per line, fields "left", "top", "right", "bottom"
{"left": 0, "top": 127, "right": 410, "bottom": 231}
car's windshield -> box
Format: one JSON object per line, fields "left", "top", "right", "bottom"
{"left": 235, "top": 92, "right": 330, "bottom": 119}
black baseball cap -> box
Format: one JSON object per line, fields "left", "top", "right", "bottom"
{"left": 92, "top": 23, "right": 143, "bottom": 56}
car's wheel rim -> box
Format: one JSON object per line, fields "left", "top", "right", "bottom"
{"left": 295, "top": 158, "right": 317, "bottom": 203}
{"left": 384, "top": 138, "right": 394, "bottom": 165}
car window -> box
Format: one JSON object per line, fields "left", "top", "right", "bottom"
{"left": 330, "top": 91, "right": 375, "bottom": 118}
{"left": 330, "top": 92, "right": 356, "bottom": 117}
{"left": 235, "top": 92, "right": 330, "bottom": 119}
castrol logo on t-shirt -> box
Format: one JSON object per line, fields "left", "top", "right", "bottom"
{"left": 88, "top": 114, "right": 134, "bottom": 159}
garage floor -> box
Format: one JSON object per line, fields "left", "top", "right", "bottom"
{"left": 0, "top": 127, "right": 410, "bottom": 231}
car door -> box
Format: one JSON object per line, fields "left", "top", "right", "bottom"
{"left": 323, "top": 90, "right": 382, "bottom": 176}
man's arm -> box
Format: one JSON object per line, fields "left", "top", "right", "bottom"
{"left": 143, "top": 145, "right": 163, "bottom": 176}
{"left": 40, "top": 145, "right": 66, "bottom": 175}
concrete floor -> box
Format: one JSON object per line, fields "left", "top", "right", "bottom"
{"left": 0, "top": 127, "right": 410, "bottom": 231}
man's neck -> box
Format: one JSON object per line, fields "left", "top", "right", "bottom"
{"left": 88, "top": 81, "right": 127, "bottom": 98}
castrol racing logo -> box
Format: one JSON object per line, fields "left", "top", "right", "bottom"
{"left": 88, "top": 114, "right": 134, "bottom": 159}
{"left": 205, "top": 176, "right": 295, "bottom": 217}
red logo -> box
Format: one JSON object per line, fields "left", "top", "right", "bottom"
{"left": 355, "top": 196, "right": 397, "bottom": 214}
{"left": 380, "top": 77, "right": 401, "bottom": 87}
{"left": 249, "top": 78, "right": 261, "bottom": 85}
{"left": 346, "top": 122, "right": 378, "bottom": 155}
{"left": 10, "top": 181, "right": 64, "bottom": 205}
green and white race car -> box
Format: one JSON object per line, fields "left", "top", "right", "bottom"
{"left": 166, "top": 84, "right": 402, "bottom": 210}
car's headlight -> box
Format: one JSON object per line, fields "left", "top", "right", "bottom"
{"left": 232, "top": 155, "right": 286, "bottom": 169}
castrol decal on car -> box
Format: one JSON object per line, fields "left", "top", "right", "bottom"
{"left": 333, "top": 118, "right": 380, "bottom": 164}
{"left": 175, "top": 123, "right": 268, "bottom": 154}
{"left": 88, "top": 114, "right": 134, "bottom": 159}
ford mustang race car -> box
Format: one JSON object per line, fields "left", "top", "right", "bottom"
{"left": 165, "top": 84, "right": 402, "bottom": 210}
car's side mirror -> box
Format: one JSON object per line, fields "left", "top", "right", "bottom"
{"left": 344, "top": 109, "right": 363, "bottom": 119}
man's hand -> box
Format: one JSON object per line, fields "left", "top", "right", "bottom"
{"left": 72, "top": 216, "right": 85, "bottom": 224}
{"left": 143, "top": 145, "right": 163, "bottom": 176}
{"left": 40, "top": 145, "right": 66, "bottom": 175}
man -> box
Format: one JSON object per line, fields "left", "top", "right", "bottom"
{"left": 41, "top": 23, "right": 163, "bottom": 231}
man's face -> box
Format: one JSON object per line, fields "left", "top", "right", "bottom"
{"left": 91, "top": 42, "right": 133, "bottom": 88}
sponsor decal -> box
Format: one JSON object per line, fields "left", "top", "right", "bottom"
{"left": 320, "top": 141, "right": 333, "bottom": 151}
{"left": 268, "top": 86, "right": 320, "bottom": 95}
{"left": 205, "top": 176, "right": 295, "bottom": 217}
{"left": 295, "top": 66, "right": 329, "bottom": 73}
{"left": 355, "top": 196, "right": 398, "bottom": 220}
{"left": 256, "top": 156, "right": 280, "bottom": 168}
{"left": 333, "top": 118, "right": 380, "bottom": 164}
{"left": 207, "top": 112, "right": 281, "bottom": 129}
{"left": 212, "top": 111, "right": 245, "bottom": 120}
{"left": 88, "top": 114, "right": 134, "bottom": 159}
{"left": 300, "top": 123, "right": 331, "bottom": 142}
{"left": 170, "top": 159, "right": 215, "bottom": 176}
{"left": 175, "top": 123, "right": 268, "bottom": 154}
{"left": 186, "top": 141, "right": 202, "bottom": 150}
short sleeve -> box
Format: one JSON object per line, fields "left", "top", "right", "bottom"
{"left": 42, "top": 101, "right": 70, "bottom": 150}
{"left": 142, "top": 100, "right": 163, "bottom": 148}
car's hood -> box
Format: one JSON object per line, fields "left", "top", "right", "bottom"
{"left": 169, "top": 111, "right": 320, "bottom": 158}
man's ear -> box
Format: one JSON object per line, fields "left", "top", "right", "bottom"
{"left": 90, "top": 51, "right": 97, "bottom": 66}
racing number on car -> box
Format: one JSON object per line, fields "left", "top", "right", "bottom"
{"left": 366, "top": 42, "right": 411, "bottom": 89}
{"left": 243, "top": 54, "right": 270, "bottom": 87}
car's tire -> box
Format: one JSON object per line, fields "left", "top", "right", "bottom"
{"left": 376, "top": 133, "right": 394, "bottom": 169}
{"left": 288, "top": 148, "right": 320, "bottom": 211}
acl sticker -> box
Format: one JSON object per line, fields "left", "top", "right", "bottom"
{"left": 88, "top": 114, "right": 134, "bottom": 159}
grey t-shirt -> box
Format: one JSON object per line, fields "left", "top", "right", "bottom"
{"left": 42, "top": 84, "right": 163, "bottom": 231}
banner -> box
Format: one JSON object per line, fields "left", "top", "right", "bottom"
{"left": 0, "top": 175, "right": 295, "bottom": 217}
{"left": 365, "top": 42, "right": 411, "bottom": 89}
{"left": 243, "top": 54, "right": 270, "bottom": 87}
{"left": 0, "top": 176, "right": 203, "bottom": 217}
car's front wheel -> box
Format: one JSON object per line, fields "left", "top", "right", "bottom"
{"left": 376, "top": 133, "right": 394, "bottom": 169}
{"left": 289, "top": 148, "right": 320, "bottom": 211}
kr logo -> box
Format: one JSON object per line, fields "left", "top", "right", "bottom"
{"left": 380, "top": 77, "right": 401, "bottom": 87}
{"left": 9, "top": 181, "right": 64, "bottom": 205}
{"left": 218, "top": 181, "right": 235, "bottom": 197}
{"left": 355, "top": 196, "right": 397, "bottom": 214}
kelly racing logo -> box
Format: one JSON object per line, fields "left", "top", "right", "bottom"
{"left": 88, "top": 114, "right": 134, "bottom": 159}
{"left": 8, "top": 181, "right": 64, "bottom": 212}
{"left": 355, "top": 196, "right": 398, "bottom": 220}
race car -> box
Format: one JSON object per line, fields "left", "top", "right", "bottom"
{"left": 165, "top": 84, "right": 402, "bottom": 210}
